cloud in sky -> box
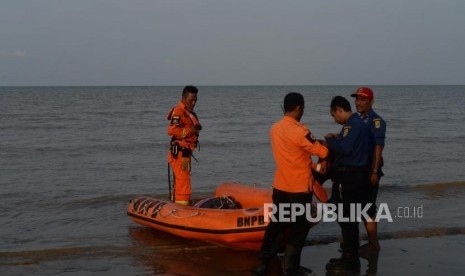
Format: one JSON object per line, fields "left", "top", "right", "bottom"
{"left": 1, "top": 0, "right": 464, "bottom": 86}
{"left": 0, "top": 50, "right": 27, "bottom": 58}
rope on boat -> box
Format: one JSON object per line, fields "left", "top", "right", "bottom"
{"left": 218, "top": 194, "right": 240, "bottom": 209}
{"left": 241, "top": 207, "right": 263, "bottom": 215}
{"left": 160, "top": 208, "right": 200, "bottom": 218}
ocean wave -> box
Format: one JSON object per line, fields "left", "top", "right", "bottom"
{"left": 82, "top": 110, "right": 159, "bottom": 117}
{"left": 375, "top": 181, "right": 465, "bottom": 193}
{"left": 306, "top": 226, "right": 465, "bottom": 246}
{"left": 33, "top": 194, "right": 141, "bottom": 211}
{"left": 11, "top": 142, "right": 163, "bottom": 154}
{"left": 410, "top": 181, "right": 465, "bottom": 190}
{"left": 0, "top": 245, "right": 129, "bottom": 265}
{"left": 9, "top": 139, "right": 270, "bottom": 153}
{"left": 2, "top": 226, "right": 464, "bottom": 265}
{"left": 0, "top": 242, "right": 217, "bottom": 266}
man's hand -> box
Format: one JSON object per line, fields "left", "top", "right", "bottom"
{"left": 324, "top": 133, "right": 338, "bottom": 139}
{"left": 370, "top": 173, "right": 379, "bottom": 186}
{"left": 318, "top": 160, "right": 328, "bottom": 174}
{"left": 318, "top": 139, "right": 328, "bottom": 147}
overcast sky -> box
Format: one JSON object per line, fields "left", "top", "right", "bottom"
{"left": 1, "top": 0, "right": 464, "bottom": 86}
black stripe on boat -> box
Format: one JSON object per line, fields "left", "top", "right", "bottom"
{"left": 127, "top": 212, "right": 267, "bottom": 234}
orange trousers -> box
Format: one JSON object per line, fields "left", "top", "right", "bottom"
{"left": 168, "top": 151, "right": 191, "bottom": 205}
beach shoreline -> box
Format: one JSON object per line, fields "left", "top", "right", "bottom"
{"left": 2, "top": 233, "right": 464, "bottom": 275}
{"left": 300, "top": 234, "right": 465, "bottom": 275}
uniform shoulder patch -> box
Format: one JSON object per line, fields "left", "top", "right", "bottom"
{"left": 343, "top": 126, "right": 351, "bottom": 137}
{"left": 171, "top": 115, "right": 180, "bottom": 125}
{"left": 305, "top": 132, "right": 317, "bottom": 143}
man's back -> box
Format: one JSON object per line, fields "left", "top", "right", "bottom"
{"left": 270, "top": 116, "right": 328, "bottom": 193}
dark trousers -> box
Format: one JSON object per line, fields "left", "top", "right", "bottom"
{"left": 259, "top": 189, "right": 312, "bottom": 260}
{"left": 331, "top": 168, "right": 368, "bottom": 252}
{"left": 365, "top": 169, "right": 383, "bottom": 218}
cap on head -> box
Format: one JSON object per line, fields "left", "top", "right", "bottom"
{"left": 351, "top": 87, "right": 374, "bottom": 100}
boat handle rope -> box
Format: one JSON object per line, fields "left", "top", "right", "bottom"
{"left": 218, "top": 194, "right": 239, "bottom": 209}
{"left": 241, "top": 207, "right": 263, "bottom": 215}
{"left": 160, "top": 208, "right": 200, "bottom": 218}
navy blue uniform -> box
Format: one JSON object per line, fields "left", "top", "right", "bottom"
{"left": 361, "top": 109, "right": 386, "bottom": 168}
{"left": 361, "top": 109, "right": 386, "bottom": 217}
{"left": 362, "top": 109, "right": 386, "bottom": 147}
{"left": 325, "top": 113, "right": 372, "bottom": 253}
{"left": 326, "top": 113, "right": 373, "bottom": 168}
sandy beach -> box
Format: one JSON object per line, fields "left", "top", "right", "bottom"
{"left": 129, "top": 231, "right": 465, "bottom": 275}
{"left": 3, "top": 231, "right": 464, "bottom": 275}
{"left": 297, "top": 234, "right": 465, "bottom": 275}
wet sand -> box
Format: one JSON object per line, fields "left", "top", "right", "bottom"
{"left": 124, "top": 232, "right": 465, "bottom": 275}
{"left": 299, "top": 234, "right": 465, "bottom": 275}
{"left": 2, "top": 232, "right": 464, "bottom": 275}
{"left": 129, "top": 234, "right": 465, "bottom": 275}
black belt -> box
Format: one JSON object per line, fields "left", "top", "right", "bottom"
{"left": 170, "top": 141, "right": 192, "bottom": 157}
{"left": 333, "top": 166, "right": 367, "bottom": 173}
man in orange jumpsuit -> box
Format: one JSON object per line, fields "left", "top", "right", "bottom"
{"left": 253, "top": 92, "right": 328, "bottom": 275}
{"left": 167, "top": 85, "right": 201, "bottom": 205}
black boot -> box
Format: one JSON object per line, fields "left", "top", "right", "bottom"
{"left": 282, "top": 244, "right": 300, "bottom": 275}
{"left": 252, "top": 252, "right": 271, "bottom": 275}
{"left": 251, "top": 262, "right": 268, "bottom": 275}
{"left": 252, "top": 233, "right": 284, "bottom": 275}
{"left": 252, "top": 246, "right": 281, "bottom": 274}
{"left": 282, "top": 244, "right": 313, "bottom": 276}
{"left": 326, "top": 249, "right": 360, "bottom": 275}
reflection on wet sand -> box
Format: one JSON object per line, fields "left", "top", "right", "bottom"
{"left": 128, "top": 226, "right": 264, "bottom": 275}
{"left": 360, "top": 249, "right": 379, "bottom": 276}
{"left": 128, "top": 225, "right": 465, "bottom": 275}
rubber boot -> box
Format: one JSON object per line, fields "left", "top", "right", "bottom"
{"left": 251, "top": 261, "right": 268, "bottom": 275}
{"left": 281, "top": 244, "right": 313, "bottom": 276}
{"left": 326, "top": 248, "right": 360, "bottom": 275}
{"left": 251, "top": 251, "right": 271, "bottom": 275}
{"left": 252, "top": 231, "right": 286, "bottom": 275}
{"left": 364, "top": 249, "right": 379, "bottom": 276}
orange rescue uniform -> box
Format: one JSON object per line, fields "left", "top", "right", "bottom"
{"left": 270, "top": 116, "right": 328, "bottom": 193}
{"left": 167, "top": 101, "right": 201, "bottom": 204}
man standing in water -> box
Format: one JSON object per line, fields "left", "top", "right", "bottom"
{"left": 167, "top": 86, "right": 201, "bottom": 205}
{"left": 253, "top": 92, "right": 328, "bottom": 275}
{"left": 351, "top": 87, "right": 386, "bottom": 252}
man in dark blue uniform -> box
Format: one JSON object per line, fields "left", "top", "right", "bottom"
{"left": 323, "top": 96, "right": 373, "bottom": 274}
{"left": 351, "top": 87, "right": 386, "bottom": 253}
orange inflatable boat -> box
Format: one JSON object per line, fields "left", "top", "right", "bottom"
{"left": 127, "top": 183, "right": 272, "bottom": 250}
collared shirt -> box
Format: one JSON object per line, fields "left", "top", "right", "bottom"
{"left": 325, "top": 113, "right": 372, "bottom": 167}
{"left": 360, "top": 109, "right": 386, "bottom": 146}
{"left": 167, "top": 101, "right": 200, "bottom": 150}
{"left": 270, "top": 116, "right": 328, "bottom": 193}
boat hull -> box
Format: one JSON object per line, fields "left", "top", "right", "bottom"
{"left": 127, "top": 183, "right": 272, "bottom": 250}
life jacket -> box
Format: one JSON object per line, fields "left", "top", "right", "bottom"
{"left": 167, "top": 101, "right": 201, "bottom": 151}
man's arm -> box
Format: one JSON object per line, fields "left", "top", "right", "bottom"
{"left": 167, "top": 108, "right": 198, "bottom": 139}
{"left": 325, "top": 125, "right": 360, "bottom": 156}
{"left": 370, "top": 145, "right": 384, "bottom": 185}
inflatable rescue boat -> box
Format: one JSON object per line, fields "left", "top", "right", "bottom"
{"left": 127, "top": 182, "right": 272, "bottom": 250}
